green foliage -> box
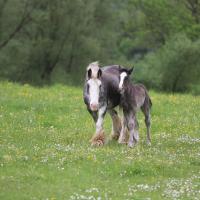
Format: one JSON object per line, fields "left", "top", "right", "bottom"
{"left": 161, "top": 35, "right": 200, "bottom": 92}
{"left": 189, "top": 84, "right": 200, "bottom": 95}
{"left": 0, "top": 0, "right": 200, "bottom": 92}
{"left": 0, "top": 82, "right": 200, "bottom": 199}
{"left": 0, "top": 0, "right": 122, "bottom": 84}
{"left": 135, "top": 34, "right": 200, "bottom": 92}
{"left": 120, "top": 0, "right": 200, "bottom": 53}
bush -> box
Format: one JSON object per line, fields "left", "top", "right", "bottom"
{"left": 189, "top": 84, "right": 200, "bottom": 96}
{"left": 135, "top": 34, "right": 200, "bottom": 93}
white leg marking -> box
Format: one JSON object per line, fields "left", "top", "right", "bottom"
{"left": 96, "top": 105, "right": 107, "bottom": 133}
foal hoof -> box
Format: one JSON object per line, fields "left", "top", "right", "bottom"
{"left": 146, "top": 141, "right": 151, "bottom": 146}
{"left": 128, "top": 142, "right": 136, "bottom": 148}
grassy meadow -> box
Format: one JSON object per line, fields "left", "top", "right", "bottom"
{"left": 0, "top": 82, "right": 200, "bottom": 200}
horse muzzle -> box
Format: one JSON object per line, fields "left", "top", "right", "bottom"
{"left": 90, "top": 103, "right": 99, "bottom": 111}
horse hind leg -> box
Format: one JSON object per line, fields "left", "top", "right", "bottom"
{"left": 108, "top": 109, "right": 122, "bottom": 140}
{"left": 141, "top": 102, "right": 151, "bottom": 145}
{"left": 145, "top": 113, "right": 151, "bottom": 145}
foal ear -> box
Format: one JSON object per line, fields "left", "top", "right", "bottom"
{"left": 128, "top": 66, "right": 134, "bottom": 75}
{"left": 88, "top": 69, "right": 92, "bottom": 79}
{"left": 97, "top": 69, "right": 102, "bottom": 78}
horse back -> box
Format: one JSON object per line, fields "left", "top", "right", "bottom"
{"left": 122, "top": 83, "right": 151, "bottom": 111}
{"left": 134, "top": 84, "right": 152, "bottom": 108}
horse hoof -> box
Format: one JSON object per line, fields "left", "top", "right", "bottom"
{"left": 118, "top": 138, "right": 127, "bottom": 144}
{"left": 91, "top": 140, "right": 104, "bottom": 147}
{"left": 111, "top": 134, "right": 120, "bottom": 140}
{"left": 90, "top": 131, "right": 105, "bottom": 147}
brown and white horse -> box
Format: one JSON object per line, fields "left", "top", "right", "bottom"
{"left": 83, "top": 62, "right": 122, "bottom": 146}
{"left": 118, "top": 66, "right": 152, "bottom": 147}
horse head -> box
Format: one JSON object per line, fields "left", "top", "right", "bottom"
{"left": 85, "top": 62, "right": 103, "bottom": 111}
{"left": 118, "top": 66, "right": 134, "bottom": 91}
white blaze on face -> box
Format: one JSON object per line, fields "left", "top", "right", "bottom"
{"left": 87, "top": 78, "right": 101, "bottom": 111}
{"left": 119, "top": 72, "right": 127, "bottom": 90}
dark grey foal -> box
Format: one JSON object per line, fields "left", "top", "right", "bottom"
{"left": 118, "top": 67, "right": 152, "bottom": 147}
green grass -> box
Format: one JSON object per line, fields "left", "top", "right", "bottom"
{"left": 0, "top": 81, "right": 199, "bottom": 200}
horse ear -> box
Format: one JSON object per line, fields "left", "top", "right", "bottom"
{"left": 97, "top": 69, "right": 102, "bottom": 78}
{"left": 88, "top": 69, "right": 92, "bottom": 79}
{"left": 128, "top": 66, "right": 134, "bottom": 75}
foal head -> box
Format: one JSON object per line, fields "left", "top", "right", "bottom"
{"left": 86, "top": 62, "right": 103, "bottom": 111}
{"left": 119, "top": 66, "right": 134, "bottom": 91}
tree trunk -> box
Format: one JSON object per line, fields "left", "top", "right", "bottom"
{"left": 41, "top": 36, "right": 68, "bottom": 80}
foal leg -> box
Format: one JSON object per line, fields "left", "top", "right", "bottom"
{"left": 134, "top": 119, "right": 139, "bottom": 141}
{"left": 145, "top": 113, "right": 151, "bottom": 145}
{"left": 127, "top": 113, "right": 139, "bottom": 148}
{"left": 118, "top": 115, "right": 128, "bottom": 144}
{"left": 90, "top": 105, "right": 107, "bottom": 146}
{"left": 108, "top": 109, "right": 122, "bottom": 140}
{"left": 141, "top": 105, "right": 151, "bottom": 145}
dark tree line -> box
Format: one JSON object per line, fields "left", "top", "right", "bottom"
{"left": 0, "top": 0, "right": 200, "bottom": 93}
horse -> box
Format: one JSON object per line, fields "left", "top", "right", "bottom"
{"left": 83, "top": 61, "right": 123, "bottom": 146}
{"left": 118, "top": 66, "right": 152, "bottom": 147}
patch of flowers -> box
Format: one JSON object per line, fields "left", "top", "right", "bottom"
{"left": 177, "top": 134, "right": 200, "bottom": 144}
{"left": 69, "top": 187, "right": 107, "bottom": 200}
{"left": 123, "top": 182, "right": 160, "bottom": 198}
{"left": 162, "top": 174, "right": 200, "bottom": 199}
{"left": 127, "top": 183, "right": 160, "bottom": 194}
{"left": 55, "top": 143, "right": 75, "bottom": 152}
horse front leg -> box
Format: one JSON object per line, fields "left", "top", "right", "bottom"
{"left": 90, "top": 104, "right": 107, "bottom": 146}
{"left": 87, "top": 108, "right": 98, "bottom": 123}
{"left": 108, "top": 109, "right": 122, "bottom": 140}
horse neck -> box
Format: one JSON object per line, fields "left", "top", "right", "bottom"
{"left": 123, "top": 79, "right": 133, "bottom": 94}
